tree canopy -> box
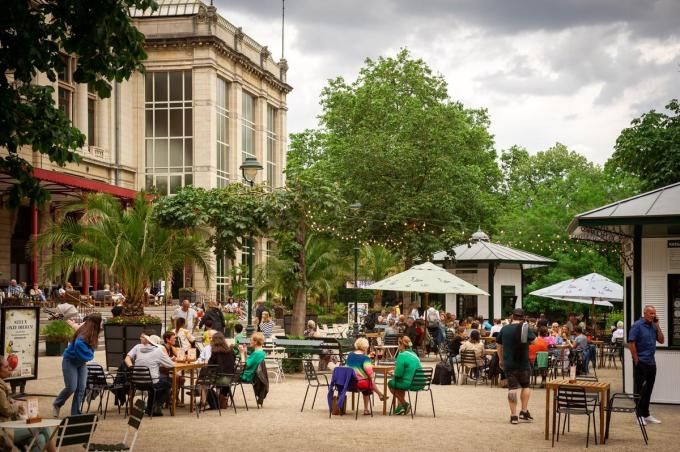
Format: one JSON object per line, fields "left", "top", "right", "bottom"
{"left": 609, "top": 98, "right": 680, "bottom": 190}
{"left": 1, "top": 0, "right": 156, "bottom": 207}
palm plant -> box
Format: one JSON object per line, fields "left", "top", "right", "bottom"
{"left": 37, "top": 192, "right": 212, "bottom": 316}
{"left": 359, "top": 244, "right": 402, "bottom": 308}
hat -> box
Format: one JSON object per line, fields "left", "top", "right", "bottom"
{"left": 512, "top": 308, "right": 526, "bottom": 317}
{"left": 142, "top": 334, "right": 163, "bottom": 348}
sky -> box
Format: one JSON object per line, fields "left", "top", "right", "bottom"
{"left": 214, "top": 0, "right": 680, "bottom": 165}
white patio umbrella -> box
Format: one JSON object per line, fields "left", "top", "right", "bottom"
{"left": 366, "top": 262, "right": 488, "bottom": 295}
{"left": 530, "top": 273, "right": 623, "bottom": 327}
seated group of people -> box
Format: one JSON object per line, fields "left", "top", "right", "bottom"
{"left": 345, "top": 336, "right": 422, "bottom": 415}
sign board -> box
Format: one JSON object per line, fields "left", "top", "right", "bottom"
{"left": 1, "top": 307, "right": 40, "bottom": 381}
{"left": 669, "top": 240, "right": 680, "bottom": 270}
{"left": 347, "top": 303, "right": 369, "bottom": 326}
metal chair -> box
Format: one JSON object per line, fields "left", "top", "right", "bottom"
{"left": 532, "top": 351, "right": 549, "bottom": 387}
{"left": 87, "top": 399, "right": 145, "bottom": 451}
{"left": 405, "top": 367, "right": 435, "bottom": 419}
{"left": 552, "top": 385, "right": 598, "bottom": 448}
{"left": 300, "top": 360, "right": 328, "bottom": 412}
{"left": 181, "top": 365, "right": 218, "bottom": 418}
{"left": 82, "top": 363, "right": 125, "bottom": 419}
{"left": 230, "top": 362, "right": 252, "bottom": 411}
{"left": 127, "top": 366, "right": 161, "bottom": 418}
{"left": 54, "top": 413, "right": 98, "bottom": 452}
{"left": 605, "top": 392, "right": 648, "bottom": 445}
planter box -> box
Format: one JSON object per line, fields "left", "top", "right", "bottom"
{"left": 177, "top": 290, "right": 196, "bottom": 303}
{"left": 45, "top": 341, "right": 68, "bottom": 356}
{"left": 104, "top": 323, "right": 162, "bottom": 369}
{"left": 283, "top": 314, "right": 318, "bottom": 335}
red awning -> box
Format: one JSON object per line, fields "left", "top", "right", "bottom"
{"left": 32, "top": 168, "right": 137, "bottom": 199}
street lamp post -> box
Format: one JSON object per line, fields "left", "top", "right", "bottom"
{"left": 240, "top": 156, "right": 263, "bottom": 336}
{"left": 350, "top": 202, "right": 361, "bottom": 337}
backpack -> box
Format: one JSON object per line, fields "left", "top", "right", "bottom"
{"left": 427, "top": 309, "right": 439, "bottom": 328}
{"left": 432, "top": 362, "right": 453, "bottom": 385}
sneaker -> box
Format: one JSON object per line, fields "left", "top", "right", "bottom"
{"left": 393, "top": 403, "right": 406, "bottom": 415}
{"left": 645, "top": 415, "right": 661, "bottom": 424}
{"left": 637, "top": 416, "right": 647, "bottom": 426}
{"left": 519, "top": 410, "right": 534, "bottom": 422}
{"left": 51, "top": 405, "right": 60, "bottom": 418}
{"left": 510, "top": 415, "right": 519, "bottom": 424}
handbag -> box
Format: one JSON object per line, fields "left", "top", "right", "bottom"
{"left": 331, "top": 395, "right": 346, "bottom": 416}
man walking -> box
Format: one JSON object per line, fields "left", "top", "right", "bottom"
{"left": 496, "top": 308, "right": 536, "bottom": 424}
{"left": 629, "top": 305, "right": 664, "bottom": 425}
{"left": 173, "top": 299, "right": 197, "bottom": 331}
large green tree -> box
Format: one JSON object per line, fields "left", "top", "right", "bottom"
{"left": 1, "top": 0, "right": 156, "bottom": 207}
{"left": 496, "top": 144, "right": 639, "bottom": 316}
{"left": 609, "top": 99, "right": 680, "bottom": 190}
{"left": 310, "top": 49, "right": 500, "bottom": 263}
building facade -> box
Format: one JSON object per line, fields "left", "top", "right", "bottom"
{"left": 0, "top": 0, "right": 291, "bottom": 299}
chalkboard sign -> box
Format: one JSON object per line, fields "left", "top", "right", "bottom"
{"left": 1, "top": 307, "right": 40, "bottom": 381}
{"left": 670, "top": 275, "right": 680, "bottom": 347}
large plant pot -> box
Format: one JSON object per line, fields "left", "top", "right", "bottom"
{"left": 104, "top": 323, "right": 162, "bottom": 369}
{"left": 283, "top": 314, "right": 318, "bottom": 335}
{"left": 178, "top": 290, "right": 196, "bottom": 303}
{"left": 45, "top": 340, "right": 68, "bottom": 356}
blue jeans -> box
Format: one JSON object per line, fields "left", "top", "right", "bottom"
{"left": 53, "top": 358, "right": 87, "bottom": 415}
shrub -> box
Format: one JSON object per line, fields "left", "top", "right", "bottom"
{"left": 606, "top": 310, "right": 624, "bottom": 329}
{"left": 41, "top": 320, "right": 75, "bottom": 342}
{"left": 105, "top": 315, "right": 162, "bottom": 325}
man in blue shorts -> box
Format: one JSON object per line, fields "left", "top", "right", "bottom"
{"left": 497, "top": 308, "right": 536, "bottom": 424}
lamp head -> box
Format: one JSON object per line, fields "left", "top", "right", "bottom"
{"left": 240, "top": 157, "right": 263, "bottom": 183}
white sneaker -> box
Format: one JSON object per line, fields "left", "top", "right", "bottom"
{"left": 51, "top": 405, "right": 60, "bottom": 418}
{"left": 645, "top": 415, "right": 661, "bottom": 424}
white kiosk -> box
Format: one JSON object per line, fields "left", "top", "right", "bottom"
{"left": 432, "top": 230, "right": 555, "bottom": 320}
{"left": 569, "top": 181, "right": 680, "bottom": 404}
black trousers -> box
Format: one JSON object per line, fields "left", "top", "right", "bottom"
{"left": 633, "top": 361, "right": 656, "bottom": 418}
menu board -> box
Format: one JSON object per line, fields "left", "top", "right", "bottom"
{"left": 669, "top": 240, "right": 680, "bottom": 270}
{"left": 1, "top": 307, "right": 40, "bottom": 380}
{"left": 670, "top": 275, "right": 680, "bottom": 347}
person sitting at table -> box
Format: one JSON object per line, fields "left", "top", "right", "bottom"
{"left": 173, "top": 317, "right": 195, "bottom": 351}
{"left": 529, "top": 326, "right": 550, "bottom": 365}
{"left": 448, "top": 326, "right": 466, "bottom": 365}
{"left": 258, "top": 311, "right": 275, "bottom": 339}
{"left": 0, "top": 356, "right": 57, "bottom": 452}
{"left": 571, "top": 326, "right": 591, "bottom": 373}
{"left": 459, "top": 329, "right": 485, "bottom": 378}
{"left": 490, "top": 319, "right": 502, "bottom": 337}
{"left": 201, "top": 333, "right": 236, "bottom": 408}
{"left": 396, "top": 315, "right": 406, "bottom": 334}
{"left": 201, "top": 319, "right": 218, "bottom": 346}
{"left": 238, "top": 332, "right": 266, "bottom": 383}
{"left": 388, "top": 336, "right": 422, "bottom": 415}
{"left": 161, "top": 332, "right": 179, "bottom": 360}
{"left": 125, "top": 331, "right": 174, "bottom": 416}
{"left": 611, "top": 321, "right": 624, "bottom": 343}
{"left": 6, "top": 279, "right": 23, "bottom": 297}
{"left": 28, "top": 283, "right": 46, "bottom": 303}
{"left": 386, "top": 307, "right": 398, "bottom": 324}
{"left": 384, "top": 319, "right": 398, "bottom": 337}
{"left": 346, "top": 338, "right": 387, "bottom": 415}
{"left": 304, "top": 320, "right": 319, "bottom": 338}
{"left": 233, "top": 324, "right": 246, "bottom": 346}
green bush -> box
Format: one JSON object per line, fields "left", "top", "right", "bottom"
{"left": 606, "top": 310, "right": 624, "bottom": 329}
{"left": 105, "top": 315, "right": 162, "bottom": 325}
{"left": 41, "top": 320, "right": 75, "bottom": 342}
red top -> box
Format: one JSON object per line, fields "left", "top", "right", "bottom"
{"left": 529, "top": 336, "right": 549, "bottom": 364}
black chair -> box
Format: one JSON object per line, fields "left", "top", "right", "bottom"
{"left": 127, "top": 366, "right": 161, "bottom": 418}
{"left": 54, "top": 413, "right": 98, "bottom": 452}
{"left": 405, "top": 367, "right": 435, "bottom": 419}
{"left": 87, "top": 399, "right": 146, "bottom": 451}
{"left": 230, "top": 362, "right": 252, "bottom": 411}
{"left": 213, "top": 371, "right": 237, "bottom": 414}
{"left": 301, "top": 360, "right": 328, "bottom": 412}
{"left": 605, "top": 393, "right": 648, "bottom": 445}
{"left": 82, "top": 363, "right": 125, "bottom": 419}
{"left": 182, "top": 365, "right": 218, "bottom": 418}
{"left": 552, "top": 385, "right": 598, "bottom": 448}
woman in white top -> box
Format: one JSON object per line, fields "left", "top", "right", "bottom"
{"left": 611, "top": 321, "right": 625, "bottom": 342}
{"left": 259, "top": 311, "right": 275, "bottom": 338}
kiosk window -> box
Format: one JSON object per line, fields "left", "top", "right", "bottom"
{"left": 669, "top": 275, "right": 680, "bottom": 347}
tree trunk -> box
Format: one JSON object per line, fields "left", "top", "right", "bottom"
{"left": 124, "top": 297, "right": 145, "bottom": 316}
{"left": 291, "top": 288, "right": 306, "bottom": 336}
{"left": 373, "top": 290, "right": 383, "bottom": 309}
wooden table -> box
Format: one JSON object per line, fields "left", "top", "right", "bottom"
{"left": 482, "top": 336, "right": 496, "bottom": 344}
{"left": 0, "top": 418, "right": 62, "bottom": 452}
{"left": 365, "top": 333, "right": 383, "bottom": 352}
{"left": 373, "top": 365, "right": 395, "bottom": 415}
{"left": 375, "top": 345, "right": 398, "bottom": 360}
{"left": 544, "top": 379, "right": 610, "bottom": 444}
{"left": 170, "top": 361, "right": 205, "bottom": 416}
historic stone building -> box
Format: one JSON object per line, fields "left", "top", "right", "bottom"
{"left": 0, "top": 0, "right": 291, "bottom": 300}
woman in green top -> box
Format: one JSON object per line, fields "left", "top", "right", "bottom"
{"left": 239, "top": 332, "right": 266, "bottom": 382}
{"left": 388, "top": 336, "right": 422, "bottom": 415}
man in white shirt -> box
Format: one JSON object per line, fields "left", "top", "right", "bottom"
{"left": 173, "top": 299, "right": 197, "bottom": 331}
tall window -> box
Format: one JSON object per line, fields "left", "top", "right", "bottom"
{"left": 216, "top": 78, "right": 230, "bottom": 188}
{"left": 87, "top": 84, "right": 96, "bottom": 147}
{"left": 58, "top": 55, "right": 74, "bottom": 121}
{"left": 144, "top": 71, "right": 193, "bottom": 195}
{"left": 216, "top": 253, "right": 229, "bottom": 303}
{"left": 266, "top": 105, "right": 277, "bottom": 190}
{"left": 241, "top": 91, "right": 255, "bottom": 180}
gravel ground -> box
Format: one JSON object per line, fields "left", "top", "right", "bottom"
{"left": 26, "top": 350, "right": 678, "bottom": 452}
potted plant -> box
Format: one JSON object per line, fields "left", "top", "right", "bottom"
{"left": 103, "top": 315, "right": 163, "bottom": 368}
{"left": 41, "top": 320, "right": 75, "bottom": 356}
{"left": 223, "top": 313, "right": 240, "bottom": 338}
{"left": 178, "top": 287, "right": 197, "bottom": 303}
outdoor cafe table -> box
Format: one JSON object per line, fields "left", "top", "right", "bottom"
{"left": 482, "top": 336, "right": 496, "bottom": 345}
{"left": 170, "top": 361, "right": 206, "bottom": 416}
{"left": 373, "top": 364, "right": 395, "bottom": 415}
{"left": 0, "top": 419, "right": 62, "bottom": 452}
{"left": 544, "top": 379, "right": 610, "bottom": 444}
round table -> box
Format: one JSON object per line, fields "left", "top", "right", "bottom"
{"left": 0, "top": 418, "right": 61, "bottom": 451}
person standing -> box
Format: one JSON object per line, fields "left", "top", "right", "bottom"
{"left": 496, "top": 308, "right": 536, "bottom": 425}
{"left": 52, "top": 314, "right": 101, "bottom": 417}
{"left": 629, "top": 305, "right": 664, "bottom": 425}
{"left": 173, "top": 299, "right": 197, "bottom": 331}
